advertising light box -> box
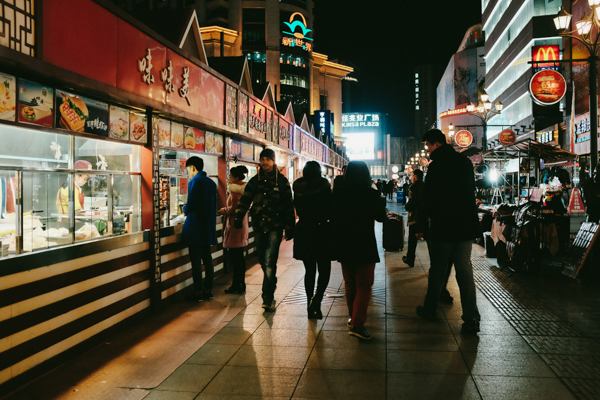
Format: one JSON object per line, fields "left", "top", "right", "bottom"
{"left": 342, "top": 132, "right": 375, "bottom": 160}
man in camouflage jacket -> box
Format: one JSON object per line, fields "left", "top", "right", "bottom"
{"left": 234, "top": 148, "right": 295, "bottom": 311}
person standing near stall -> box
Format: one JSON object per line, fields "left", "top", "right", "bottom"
{"left": 293, "top": 161, "right": 332, "bottom": 319}
{"left": 56, "top": 160, "right": 93, "bottom": 215}
{"left": 182, "top": 156, "right": 217, "bottom": 302}
{"left": 219, "top": 166, "right": 250, "bottom": 294}
{"left": 414, "top": 129, "right": 480, "bottom": 333}
{"left": 333, "top": 161, "right": 386, "bottom": 340}
{"left": 403, "top": 169, "right": 424, "bottom": 268}
{"left": 234, "top": 149, "right": 295, "bottom": 311}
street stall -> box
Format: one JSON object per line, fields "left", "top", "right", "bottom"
{"left": 479, "top": 139, "right": 577, "bottom": 273}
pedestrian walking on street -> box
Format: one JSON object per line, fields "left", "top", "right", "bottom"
{"left": 333, "top": 161, "right": 386, "bottom": 340}
{"left": 403, "top": 169, "right": 424, "bottom": 268}
{"left": 293, "top": 161, "right": 332, "bottom": 319}
{"left": 234, "top": 149, "right": 295, "bottom": 311}
{"left": 333, "top": 165, "right": 347, "bottom": 191}
{"left": 219, "top": 166, "right": 250, "bottom": 295}
{"left": 402, "top": 180, "right": 409, "bottom": 205}
{"left": 386, "top": 180, "right": 395, "bottom": 201}
{"left": 414, "top": 129, "right": 481, "bottom": 333}
{"left": 182, "top": 156, "right": 218, "bottom": 302}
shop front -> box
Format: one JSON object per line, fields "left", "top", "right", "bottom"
{"left": 0, "top": 0, "right": 319, "bottom": 393}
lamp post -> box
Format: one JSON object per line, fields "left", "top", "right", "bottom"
{"left": 466, "top": 91, "right": 503, "bottom": 152}
{"left": 554, "top": 1, "right": 600, "bottom": 176}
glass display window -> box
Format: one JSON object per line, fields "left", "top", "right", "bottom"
{"left": 0, "top": 170, "right": 18, "bottom": 256}
{"left": 74, "top": 136, "right": 141, "bottom": 173}
{"left": 0, "top": 125, "right": 70, "bottom": 168}
{"left": 22, "top": 171, "right": 73, "bottom": 252}
{"left": 112, "top": 174, "right": 142, "bottom": 236}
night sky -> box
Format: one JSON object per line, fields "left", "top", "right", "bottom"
{"left": 313, "top": 0, "right": 482, "bottom": 137}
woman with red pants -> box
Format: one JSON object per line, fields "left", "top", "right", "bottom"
{"left": 333, "top": 161, "right": 386, "bottom": 340}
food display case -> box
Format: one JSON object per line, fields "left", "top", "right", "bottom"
{"left": 157, "top": 117, "right": 222, "bottom": 228}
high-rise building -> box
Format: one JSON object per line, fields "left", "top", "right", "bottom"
{"left": 482, "top": 0, "right": 563, "bottom": 141}
{"left": 111, "top": 0, "right": 352, "bottom": 139}
{"left": 436, "top": 24, "right": 486, "bottom": 148}
{"left": 414, "top": 64, "right": 436, "bottom": 138}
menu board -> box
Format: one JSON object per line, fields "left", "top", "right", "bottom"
{"left": 158, "top": 119, "right": 171, "bottom": 147}
{"left": 109, "top": 106, "right": 130, "bottom": 141}
{"left": 241, "top": 142, "right": 254, "bottom": 160}
{"left": 214, "top": 134, "right": 223, "bottom": 155}
{"left": 159, "top": 176, "right": 169, "bottom": 210}
{"left": 205, "top": 131, "right": 215, "bottom": 153}
{"left": 130, "top": 112, "right": 148, "bottom": 143}
{"left": 55, "top": 90, "right": 108, "bottom": 136}
{"left": 184, "top": 126, "right": 204, "bottom": 151}
{"left": 18, "top": 79, "right": 54, "bottom": 127}
{"left": 180, "top": 178, "right": 188, "bottom": 195}
{"left": 171, "top": 122, "right": 184, "bottom": 148}
{"left": 0, "top": 73, "right": 16, "bottom": 121}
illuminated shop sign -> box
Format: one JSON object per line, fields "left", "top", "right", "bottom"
{"left": 532, "top": 45, "right": 560, "bottom": 71}
{"left": 316, "top": 110, "right": 332, "bottom": 141}
{"left": 281, "top": 12, "right": 313, "bottom": 52}
{"left": 342, "top": 113, "right": 380, "bottom": 128}
{"left": 529, "top": 69, "right": 567, "bottom": 106}
{"left": 439, "top": 107, "right": 468, "bottom": 119}
{"left": 342, "top": 132, "right": 375, "bottom": 160}
{"left": 536, "top": 130, "right": 556, "bottom": 144}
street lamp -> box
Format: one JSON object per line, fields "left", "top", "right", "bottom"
{"left": 466, "top": 90, "right": 503, "bottom": 152}
{"left": 554, "top": 2, "right": 600, "bottom": 176}
{"left": 449, "top": 122, "right": 455, "bottom": 137}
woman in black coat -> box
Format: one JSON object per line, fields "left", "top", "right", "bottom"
{"left": 293, "top": 161, "right": 332, "bottom": 319}
{"left": 333, "top": 161, "right": 386, "bottom": 340}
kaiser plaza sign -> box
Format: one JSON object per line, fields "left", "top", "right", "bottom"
{"left": 342, "top": 113, "right": 380, "bottom": 128}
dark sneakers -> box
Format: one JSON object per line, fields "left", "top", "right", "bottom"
{"left": 202, "top": 291, "right": 214, "bottom": 300}
{"left": 185, "top": 292, "right": 204, "bottom": 302}
{"left": 402, "top": 256, "right": 414, "bottom": 268}
{"left": 349, "top": 326, "right": 371, "bottom": 340}
{"left": 224, "top": 285, "right": 245, "bottom": 294}
{"left": 262, "top": 299, "right": 276, "bottom": 312}
{"left": 461, "top": 319, "right": 480, "bottom": 334}
{"left": 416, "top": 306, "right": 438, "bottom": 321}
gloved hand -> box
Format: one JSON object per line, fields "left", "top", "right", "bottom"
{"left": 234, "top": 219, "right": 243, "bottom": 229}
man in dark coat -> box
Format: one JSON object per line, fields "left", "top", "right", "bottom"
{"left": 402, "top": 180, "right": 409, "bottom": 205}
{"left": 403, "top": 169, "right": 424, "bottom": 268}
{"left": 182, "top": 156, "right": 217, "bottom": 302}
{"left": 234, "top": 149, "right": 295, "bottom": 311}
{"left": 414, "top": 129, "right": 481, "bottom": 333}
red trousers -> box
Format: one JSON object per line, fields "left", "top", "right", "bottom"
{"left": 341, "top": 263, "right": 375, "bottom": 329}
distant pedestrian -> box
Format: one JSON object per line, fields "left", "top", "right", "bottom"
{"left": 403, "top": 169, "right": 424, "bottom": 268}
{"left": 219, "top": 165, "right": 250, "bottom": 295}
{"left": 333, "top": 161, "right": 386, "bottom": 340}
{"left": 234, "top": 149, "right": 295, "bottom": 311}
{"left": 182, "top": 156, "right": 217, "bottom": 302}
{"left": 333, "top": 165, "right": 347, "bottom": 192}
{"left": 414, "top": 129, "right": 481, "bottom": 333}
{"left": 376, "top": 179, "right": 384, "bottom": 194}
{"left": 386, "top": 180, "right": 395, "bottom": 200}
{"left": 293, "top": 161, "right": 332, "bottom": 319}
{"left": 402, "top": 180, "right": 409, "bottom": 205}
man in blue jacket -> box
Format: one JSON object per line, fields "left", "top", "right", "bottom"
{"left": 182, "top": 156, "right": 217, "bottom": 302}
{"left": 414, "top": 129, "right": 481, "bottom": 333}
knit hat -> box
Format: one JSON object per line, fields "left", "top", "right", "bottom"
{"left": 74, "top": 160, "right": 92, "bottom": 170}
{"left": 259, "top": 148, "right": 276, "bottom": 162}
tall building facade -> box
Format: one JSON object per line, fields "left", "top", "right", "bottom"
{"left": 436, "top": 24, "right": 486, "bottom": 148}
{"left": 482, "top": 0, "right": 563, "bottom": 140}
{"left": 112, "top": 0, "right": 351, "bottom": 139}
{"left": 414, "top": 64, "right": 436, "bottom": 138}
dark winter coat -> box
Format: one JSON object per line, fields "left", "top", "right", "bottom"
{"left": 234, "top": 167, "right": 295, "bottom": 233}
{"left": 292, "top": 177, "right": 332, "bottom": 261}
{"left": 416, "top": 144, "right": 481, "bottom": 241}
{"left": 405, "top": 179, "right": 424, "bottom": 227}
{"left": 333, "top": 186, "right": 386, "bottom": 264}
{"left": 182, "top": 171, "right": 218, "bottom": 246}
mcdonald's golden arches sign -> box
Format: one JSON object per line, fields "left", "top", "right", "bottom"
{"left": 532, "top": 45, "right": 559, "bottom": 70}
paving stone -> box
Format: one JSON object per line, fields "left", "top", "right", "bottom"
{"left": 540, "top": 354, "right": 600, "bottom": 379}
{"left": 523, "top": 336, "right": 600, "bottom": 356}
{"left": 509, "top": 320, "right": 586, "bottom": 337}
{"left": 561, "top": 378, "right": 600, "bottom": 400}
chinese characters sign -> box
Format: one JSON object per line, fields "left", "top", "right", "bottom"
{"left": 342, "top": 113, "right": 380, "bottom": 128}
{"left": 281, "top": 12, "right": 313, "bottom": 53}
{"left": 529, "top": 69, "right": 567, "bottom": 106}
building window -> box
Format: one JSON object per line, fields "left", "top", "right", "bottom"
{"left": 416, "top": 105, "right": 420, "bottom": 110}
{"left": 280, "top": 53, "right": 307, "bottom": 68}
{"left": 415, "top": 73, "right": 419, "bottom": 78}
{"left": 415, "top": 93, "right": 419, "bottom": 98}
{"left": 415, "top": 87, "right": 419, "bottom": 92}
{"left": 415, "top": 79, "right": 419, "bottom": 84}
{"left": 247, "top": 52, "right": 266, "bottom": 63}
{"left": 242, "top": 8, "right": 266, "bottom": 46}
{"left": 280, "top": 73, "right": 307, "bottom": 89}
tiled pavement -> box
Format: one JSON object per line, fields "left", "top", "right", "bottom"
{"left": 4, "top": 201, "right": 600, "bottom": 400}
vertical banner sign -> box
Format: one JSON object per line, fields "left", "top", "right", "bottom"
{"left": 570, "top": 85, "right": 576, "bottom": 153}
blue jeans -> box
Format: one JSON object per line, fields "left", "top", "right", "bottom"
{"left": 423, "top": 240, "right": 480, "bottom": 322}
{"left": 255, "top": 229, "right": 283, "bottom": 303}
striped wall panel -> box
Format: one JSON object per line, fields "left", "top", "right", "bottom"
{"left": 0, "top": 232, "right": 152, "bottom": 394}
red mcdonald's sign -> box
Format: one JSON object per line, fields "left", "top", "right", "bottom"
{"left": 532, "top": 45, "right": 559, "bottom": 69}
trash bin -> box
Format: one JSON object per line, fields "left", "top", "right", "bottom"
{"left": 396, "top": 191, "right": 404, "bottom": 203}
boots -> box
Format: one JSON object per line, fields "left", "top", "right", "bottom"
{"left": 308, "top": 297, "right": 323, "bottom": 319}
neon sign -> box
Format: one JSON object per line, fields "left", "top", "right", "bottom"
{"left": 439, "top": 107, "right": 468, "bottom": 119}
{"left": 282, "top": 12, "right": 313, "bottom": 52}
{"left": 532, "top": 45, "right": 559, "bottom": 71}
{"left": 342, "top": 113, "right": 380, "bottom": 128}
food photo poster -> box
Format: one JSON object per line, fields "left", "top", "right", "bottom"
{"left": 109, "top": 106, "right": 130, "bottom": 141}
{"left": 55, "top": 90, "right": 108, "bottom": 136}
{"left": 0, "top": 73, "right": 16, "bottom": 122}
{"left": 19, "top": 79, "right": 54, "bottom": 127}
